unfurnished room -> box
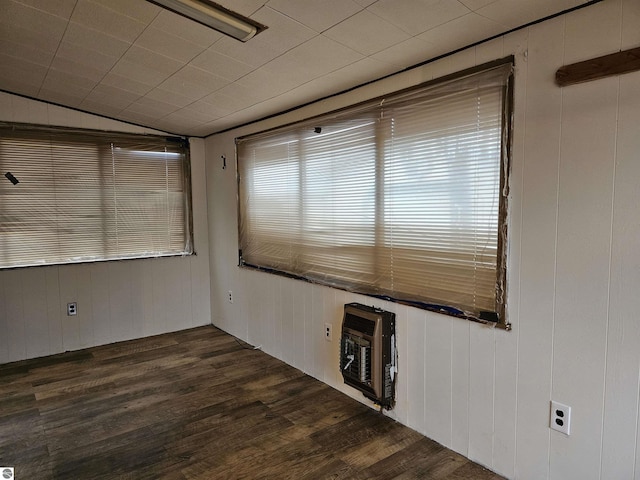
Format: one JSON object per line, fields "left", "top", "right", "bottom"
{"left": 1, "top": 0, "right": 639, "bottom": 479}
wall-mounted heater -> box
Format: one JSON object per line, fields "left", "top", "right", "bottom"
{"left": 340, "top": 303, "right": 396, "bottom": 409}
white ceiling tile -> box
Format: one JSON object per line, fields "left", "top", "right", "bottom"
{"left": 475, "top": 0, "right": 570, "bottom": 29}
{"left": 122, "top": 46, "right": 186, "bottom": 76}
{"left": 190, "top": 48, "right": 255, "bottom": 82}
{"left": 70, "top": 0, "right": 147, "bottom": 43}
{"left": 41, "top": 68, "right": 98, "bottom": 93}
{"left": 418, "top": 13, "right": 504, "bottom": 52}
{"left": 101, "top": 71, "right": 154, "bottom": 96}
{"left": 367, "top": 0, "right": 469, "bottom": 35}
{"left": 1, "top": 1, "right": 68, "bottom": 46}
{"left": 251, "top": 6, "right": 317, "bottom": 53}
{"left": 211, "top": 36, "right": 282, "bottom": 68}
{"left": 144, "top": 88, "right": 195, "bottom": 108}
{"left": 270, "top": 36, "right": 364, "bottom": 80}
{"left": 53, "top": 42, "right": 119, "bottom": 77}
{"left": 126, "top": 97, "right": 180, "bottom": 118}
{"left": 160, "top": 66, "right": 229, "bottom": 100}
{"left": 217, "top": 0, "right": 267, "bottom": 17}
{"left": 236, "top": 67, "right": 297, "bottom": 100}
{"left": 324, "top": 9, "right": 410, "bottom": 56}
{"left": 117, "top": 110, "right": 163, "bottom": 128}
{"left": 38, "top": 88, "right": 87, "bottom": 108}
{"left": 186, "top": 99, "right": 235, "bottom": 118}
{"left": 0, "top": 38, "right": 54, "bottom": 67}
{"left": 62, "top": 22, "right": 131, "bottom": 58}
{"left": 109, "top": 46, "right": 185, "bottom": 87}
{"left": 83, "top": 84, "right": 140, "bottom": 110}
{"left": 134, "top": 27, "right": 205, "bottom": 63}
{"left": 354, "top": 0, "right": 377, "bottom": 6}
{"left": 0, "top": 24, "right": 58, "bottom": 57}
{"left": 77, "top": 99, "right": 124, "bottom": 118}
{"left": 164, "top": 107, "right": 221, "bottom": 124}
{"left": 371, "top": 36, "right": 440, "bottom": 68}
{"left": 0, "top": 54, "right": 48, "bottom": 90}
{"left": 202, "top": 83, "right": 265, "bottom": 112}
{"left": 267, "top": 0, "right": 363, "bottom": 32}
{"left": 89, "top": 0, "right": 161, "bottom": 23}
{"left": 11, "top": 0, "right": 77, "bottom": 19}
{"left": 150, "top": 9, "right": 223, "bottom": 48}
{"left": 459, "top": 0, "right": 498, "bottom": 11}
{"left": 0, "top": 75, "right": 41, "bottom": 98}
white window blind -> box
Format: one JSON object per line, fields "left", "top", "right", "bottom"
{"left": 237, "top": 61, "right": 512, "bottom": 324}
{"left": 0, "top": 123, "right": 192, "bottom": 269}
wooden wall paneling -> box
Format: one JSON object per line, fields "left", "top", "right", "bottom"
{"left": 287, "top": 280, "right": 308, "bottom": 371}
{"left": 600, "top": 71, "right": 640, "bottom": 480}
{"left": 1, "top": 270, "right": 26, "bottom": 362}
{"left": 22, "top": 268, "right": 50, "bottom": 359}
{"left": 126, "top": 260, "right": 146, "bottom": 341}
{"left": 90, "top": 262, "right": 113, "bottom": 345}
{"left": 150, "top": 259, "right": 169, "bottom": 337}
{"left": 392, "top": 305, "right": 409, "bottom": 426}
{"left": 514, "top": 16, "right": 564, "bottom": 480}
{"left": 244, "top": 270, "right": 263, "bottom": 348}
{"left": 108, "top": 261, "right": 135, "bottom": 343}
{"left": 304, "top": 284, "right": 324, "bottom": 380}
{"left": 279, "top": 277, "right": 295, "bottom": 366}
{"left": 321, "top": 287, "right": 339, "bottom": 387}
{"left": 622, "top": 0, "right": 640, "bottom": 48}
{"left": 58, "top": 266, "right": 80, "bottom": 352}
{"left": 189, "top": 138, "right": 211, "bottom": 328}
{"left": 0, "top": 273, "right": 9, "bottom": 364}
{"left": 563, "top": 0, "right": 622, "bottom": 65}
{"left": 299, "top": 280, "right": 313, "bottom": 378}
{"left": 467, "top": 322, "right": 496, "bottom": 469}
{"left": 405, "top": 306, "right": 427, "bottom": 435}
{"left": 491, "top": 28, "right": 528, "bottom": 480}
{"left": 45, "top": 267, "right": 63, "bottom": 356}
{"left": 424, "top": 312, "right": 453, "bottom": 448}
{"left": 75, "top": 263, "right": 94, "bottom": 349}
{"left": 137, "top": 260, "right": 156, "bottom": 337}
{"left": 551, "top": 1, "right": 621, "bottom": 475}
{"left": 450, "top": 318, "right": 470, "bottom": 457}
{"left": 466, "top": 34, "right": 504, "bottom": 472}
{"left": 263, "top": 273, "right": 279, "bottom": 357}
{"left": 552, "top": 77, "right": 618, "bottom": 479}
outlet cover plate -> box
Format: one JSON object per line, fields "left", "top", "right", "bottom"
{"left": 550, "top": 400, "right": 571, "bottom": 435}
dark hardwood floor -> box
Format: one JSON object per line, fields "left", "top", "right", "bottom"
{"left": 0, "top": 326, "right": 505, "bottom": 479}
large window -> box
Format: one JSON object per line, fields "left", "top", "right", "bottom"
{"left": 0, "top": 123, "right": 192, "bottom": 269}
{"left": 237, "top": 60, "right": 512, "bottom": 327}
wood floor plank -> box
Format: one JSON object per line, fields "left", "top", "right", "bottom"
{"left": 0, "top": 325, "right": 505, "bottom": 480}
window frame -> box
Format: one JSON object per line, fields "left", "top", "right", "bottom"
{"left": 0, "top": 122, "right": 194, "bottom": 270}
{"left": 237, "top": 58, "right": 513, "bottom": 329}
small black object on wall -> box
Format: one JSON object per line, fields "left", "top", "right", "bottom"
{"left": 5, "top": 172, "right": 19, "bottom": 185}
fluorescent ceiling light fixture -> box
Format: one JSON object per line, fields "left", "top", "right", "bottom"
{"left": 148, "top": 0, "right": 266, "bottom": 42}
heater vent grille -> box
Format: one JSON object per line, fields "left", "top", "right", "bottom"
{"left": 343, "top": 313, "right": 376, "bottom": 336}
{"left": 340, "top": 303, "right": 396, "bottom": 409}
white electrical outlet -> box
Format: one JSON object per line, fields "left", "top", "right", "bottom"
{"left": 67, "top": 302, "right": 77, "bottom": 316}
{"left": 228, "top": 290, "right": 233, "bottom": 304}
{"left": 324, "top": 323, "right": 332, "bottom": 341}
{"left": 550, "top": 400, "right": 571, "bottom": 435}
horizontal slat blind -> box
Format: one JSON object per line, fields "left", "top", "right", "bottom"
{"left": 0, "top": 124, "right": 192, "bottom": 269}
{"left": 238, "top": 62, "right": 512, "bottom": 320}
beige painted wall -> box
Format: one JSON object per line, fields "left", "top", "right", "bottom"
{"left": 0, "top": 92, "right": 211, "bottom": 362}
{"left": 205, "top": 0, "right": 640, "bottom": 478}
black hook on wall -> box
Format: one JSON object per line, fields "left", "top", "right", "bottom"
{"left": 221, "top": 155, "right": 226, "bottom": 170}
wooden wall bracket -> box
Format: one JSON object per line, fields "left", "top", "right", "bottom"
{"left": 556, "top": 46, "right": 640, "bottom": 86}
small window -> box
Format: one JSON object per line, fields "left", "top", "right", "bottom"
{"left": 237, "top": 59, "right": 513, "bottom": 327}
{"left": 0, "top": 123, "right": 193, "bottom": 269}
